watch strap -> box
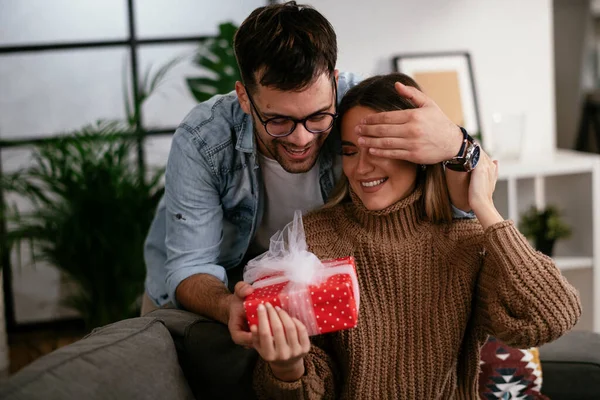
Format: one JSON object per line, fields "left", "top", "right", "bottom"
{"left": 444, "top": 127, "right": 479, "bottom": 172}
{"left": 455, "top": 127, "right": 469, "bottom": 158}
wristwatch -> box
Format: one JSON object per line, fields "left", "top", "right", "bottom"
{"left": 444, "top": 127, "right": 480, "bottom": 172}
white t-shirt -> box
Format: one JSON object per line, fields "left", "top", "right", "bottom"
{"left": 251, "top": 153, "right": 324, "bottom": 254}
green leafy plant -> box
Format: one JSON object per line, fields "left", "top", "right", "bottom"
{"left": 186, "top": 22, "right": 241, "bottom": 102}
{"left": 519, "top": 205, "right": 572, "bottom": 257}
{"left": 2, "top": 122, "right": 164, "bottom": 330}
{"left": 0, "top": 51, "right": 179, "bottom": 327}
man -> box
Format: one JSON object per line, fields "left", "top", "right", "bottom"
{"left": 143, "top": 2, "right": 476, "bottom": 351}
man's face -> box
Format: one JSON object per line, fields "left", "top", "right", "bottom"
{"left": 237, "top": 72, "right": 338, "bottom": 174}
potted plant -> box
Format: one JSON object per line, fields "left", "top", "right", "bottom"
{"left": 519, "top": 205, "right": 572, "bottom": 257}
{"left": 2, "top": 122, "right": 164, "bottom": 330}
{"left": 0, "top": 50, "right": 181, "bottom": 333}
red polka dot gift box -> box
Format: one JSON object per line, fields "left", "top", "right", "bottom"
{"left": 244, "top": 256, "right": 360, "bottom": 336}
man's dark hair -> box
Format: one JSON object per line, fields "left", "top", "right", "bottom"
{"left": 234, "top": 1, "right": 337, "bottom": 93}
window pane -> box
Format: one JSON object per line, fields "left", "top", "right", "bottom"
{"left": 138, "top": 44, "right": 205, "bottom": 130}
{"left": 0, "top": 48, "right": 129, "bottom": 139}
{"left": 1, "top": 147, "right": 34, "bottom": 174}
{"left": 2, "top": 147, "right": 80, "bottom": 323}
{"left": 10, "top": 252, "right": 80, "bottom": 323}
{"left": 0, "top": 0, "right": 127, "bottom": 45}
{"left": 134, "top": 0, "right": 266, "bottom": 38}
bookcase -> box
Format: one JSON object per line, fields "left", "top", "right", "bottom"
{"left": 493, "top": 149, "right": 600, "bottom": 333}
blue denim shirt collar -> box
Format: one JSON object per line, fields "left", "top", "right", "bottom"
{"left": 235, "top": 113, "right": 255, "bottom": 153}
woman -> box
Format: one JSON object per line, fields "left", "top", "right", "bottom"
{"left": 250, "top": 73, "right": 581, "bottom": 399}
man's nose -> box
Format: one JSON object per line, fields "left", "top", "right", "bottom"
{"left": 286, "top": 123, "right": 315, "bottom": 148}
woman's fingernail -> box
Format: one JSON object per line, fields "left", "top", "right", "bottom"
{"left": 265, "top": 302, "right": 272, "bottom": 309}
{"left": 275, "top": 306, "right": 281, "bottom": 311}
{"left": 358, "top": 137, "right": 365, "bottom": 145}
{"left": 355, "top": 125, "right": 362, "bottom": 134}
{"left": 258, "top": 303, "right": 265, "bottom": 311}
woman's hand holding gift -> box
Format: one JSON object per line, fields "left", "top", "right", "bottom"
{"left": 251, "top": 302, "right": 311, "bottom": 382}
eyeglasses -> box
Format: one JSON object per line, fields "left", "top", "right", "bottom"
{"left": 245, "top": 78, "right": 338, "bottom": 138}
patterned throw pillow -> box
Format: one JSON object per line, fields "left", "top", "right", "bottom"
{"left": 479, "top": 336, "right": 548, "bottom": 399}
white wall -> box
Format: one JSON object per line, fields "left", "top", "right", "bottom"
{"left": 552, "top": 1, "right": 597, "bottom": 332}
{"left": 554, "top": 0, "right": 593, "bottom": 150}
{"left": 310, "top": 0, "right": 556, "bottom": 160}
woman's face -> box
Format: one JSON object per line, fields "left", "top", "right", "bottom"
{"left": 341, "top": 106, "right": 418, "bottom": 211}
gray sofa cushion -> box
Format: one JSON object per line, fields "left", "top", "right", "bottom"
{"left": 0, "top": 317, "right": 194, "bottom": 400}
{"left": 540, "top": 331, "right": 600, "bottom": 400}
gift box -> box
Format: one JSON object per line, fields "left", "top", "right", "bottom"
{"left": 244, "top": 256, "right": 359, "bottom": 336}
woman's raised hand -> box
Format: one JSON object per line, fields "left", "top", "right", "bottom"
{"left": 251, "top": 302, "right": 311, "bottom": 382}
{"left": 468, "top": 150, "right": 504, "bottom": 229}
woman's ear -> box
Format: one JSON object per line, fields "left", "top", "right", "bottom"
{"left": 235, "top": 81, "right": 251, "bottom": 115}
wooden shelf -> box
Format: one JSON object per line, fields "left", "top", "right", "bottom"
{"left": 554, "top": 256, "right": 593, "bottom": 271}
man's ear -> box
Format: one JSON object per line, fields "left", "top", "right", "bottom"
{"left": 334, "top": 69, "right": 339, "bottom": 87}
{"left": 235, "top": 81, "right": 251, "bottom": 115}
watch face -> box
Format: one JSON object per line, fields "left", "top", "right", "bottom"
{"left": 470, "top": 145, "right": 481, "bottom": 169}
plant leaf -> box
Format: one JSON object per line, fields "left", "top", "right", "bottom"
{"left": 187, "top": 22, "right": 241, "bottom": 103}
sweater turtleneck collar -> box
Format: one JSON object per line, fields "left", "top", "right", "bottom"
{"left": 345, "top": 185, "right": 427, "bottom": 239}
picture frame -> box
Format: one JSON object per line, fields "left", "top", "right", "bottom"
{"left": 392, "top": 52, "right": 482, "bottom": 140}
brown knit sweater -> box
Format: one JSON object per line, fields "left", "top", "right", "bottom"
{"left": 253, "top": 187, "right": 581, "bottom": 399}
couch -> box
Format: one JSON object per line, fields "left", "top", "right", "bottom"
{"left": 1, "top": 307, "right": 599, "bottom": 399}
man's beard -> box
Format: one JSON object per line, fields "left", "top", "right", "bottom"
{"left": 254, "top": 127, "right": 323, "bottom": 174}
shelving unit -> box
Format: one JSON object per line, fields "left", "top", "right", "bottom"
{"left": 495, "top": 149, "right": 600, "bottom": 333}
{"left": 554, "top": 256, "right": 595, "bottom": 272}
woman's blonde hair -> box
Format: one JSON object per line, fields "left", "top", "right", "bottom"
{"left": 324, "top": 73, "right": 452, "bottom": 224}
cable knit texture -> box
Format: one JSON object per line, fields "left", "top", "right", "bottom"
{"left": 253, "top": 187, "right": 581, "bottom": 399}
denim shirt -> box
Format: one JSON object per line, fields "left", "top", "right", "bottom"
{"left": 144, "top": 72, "right": 473, "bottom": 307}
